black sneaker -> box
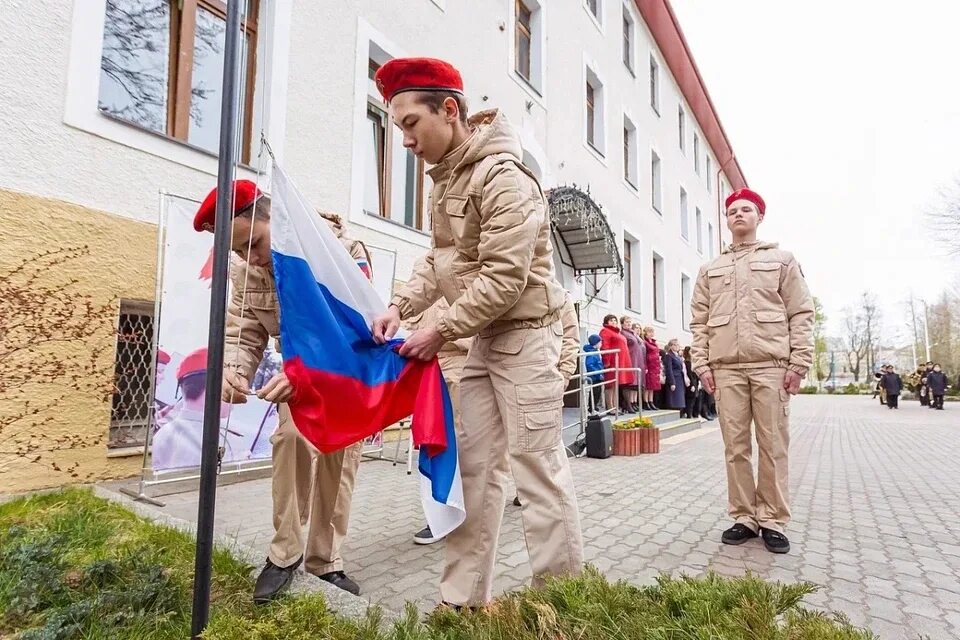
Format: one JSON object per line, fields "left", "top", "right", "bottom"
{"left": 414, "top": 525, "right": 445, "bottom": 545}
{"left": 253, "top": 556, "right": 301, "bottom": 604}
{"left": 721, "top": 523, "right": 758, "bottom": 545}
{"left": 318, "top": 570, "right": 360, "bottom": 595}
{"left": 760, "top": 527, "right": 790, "bottom": 554}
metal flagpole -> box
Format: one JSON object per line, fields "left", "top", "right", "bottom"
{"left": 190, "top": 0, "right": 244, "bottom": 636}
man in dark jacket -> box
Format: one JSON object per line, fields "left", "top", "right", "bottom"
{"left": 927, "top": 364, "right": 949, "bottom": 410}
{"left": 881, "top": 366, "right": 903, "bottom": 409}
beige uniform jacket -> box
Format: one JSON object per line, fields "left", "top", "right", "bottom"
{"left": 690, "top": 241, "right": 814, "bottom": 378}
{"left": 390, "top": 109, "right": 567, "bottom": 341}
{"left": 224, "top": 212, "right": 370, "bottom": 381}
{"left": 405, "top": 292, "right": 579, "bottom": 382}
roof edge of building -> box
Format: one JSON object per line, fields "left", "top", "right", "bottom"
{"left": 635, "top": 0, "right": 748, "bottom": 190}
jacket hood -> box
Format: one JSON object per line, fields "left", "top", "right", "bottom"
{"left": 318, "top": 210, "right": 346, "bottom": 239}
{"left": 722, "top": 240, "right": 779, "bottom": 255}
{"left": 459, "top": 109, "right": 523, "bottom": 167}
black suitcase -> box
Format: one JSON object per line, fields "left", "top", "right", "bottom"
{"left": 585, "top": 415, "right": 613, "bottom": 459}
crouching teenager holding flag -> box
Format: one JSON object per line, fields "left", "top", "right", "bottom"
{"left": 371, "top": 58, "right": 584, "bottom": 608}
{"left": 192, "top": 182, "right": 370, "bottom": 602}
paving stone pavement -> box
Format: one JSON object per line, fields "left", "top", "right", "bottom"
{"left": 113, "top": 396, "right": 960, "bottom": 639}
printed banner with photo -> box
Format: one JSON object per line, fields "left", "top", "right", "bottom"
{"left": 151, "top": 194, "right": 280, "bottom": 474}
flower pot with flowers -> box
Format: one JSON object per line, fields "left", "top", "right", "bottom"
{"left": 611, "top": 416, "right": 659, "bottom": 455}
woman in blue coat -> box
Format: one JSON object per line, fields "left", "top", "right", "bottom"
{"left": 662, "top": 339, "right": 687, "bottom": 410}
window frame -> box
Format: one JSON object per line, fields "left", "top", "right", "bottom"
{"left": 693, "top": 132, "right": 701, "bottom": 175}
{"left": 364, "top": 57, "right": 426, "bottom": 232}
{"left": 623, "top": 235, "right": 641, "bottom": 312}
{"left": 651, "top": 149, "right": 662, "bottom": 213}
{"left": 678, "top": 105, "right": 686, "bottom": 152}
{"left": 622, "top": 5, "right": 635, "bottom": 74}
{"left": 679, "top": 187, "right": 689, "bottom": 241}
{"left": 515, "top": 0, "right": 533, "bottom": 82}
{"left": 622, "top": 113, "right": 638, "bottom": 188}
{"left": 706, "top": 156, "right": 713, "bottom": 192}
{"left": 649, "top": 54, "right": 660, "bottom": 115}
{"left": 652, "top": 251, "right": 665, "bottom": 323}
{"left": 695, "top": 207, "right": 704, "bottom": 254}
{"left": 97, "top": 0, "right": 261, "bottom": 164}
{"left": 681, "top": 273, "right": 692, "bottom": 330}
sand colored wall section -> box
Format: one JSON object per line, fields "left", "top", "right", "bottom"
{"left": 0, "top": 189, "right": 156, "bottom": 493}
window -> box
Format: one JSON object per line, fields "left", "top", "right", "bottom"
{"left": 624, "top": 236, "right": 641, "bottom": 310}
{"left": 586, "top": 0, "right": 600, "bottom": 22}
{"left": 110, "top": 299, "right": 154, "bottom": 449}
{"left": 98, "top": 0, "right": 261, "bottom": 163}
{"left": 708, "top": 222, "right": 715, "bottom": 258}
{"left": 706, "top": 156, "right": 712, "bottom": 192}
{"left": 695, "top": 207, "right": 703, "bottom": 254}
{"left": 513, "top": 0, "right": 544, "bottom": 92}
{"left": 623, "top": 115, "right": 637, "bottom": 187}
{"left": 364, "top": 55, "right": 427, "bottom": 231}
{"left": 585, "top": 68, "right": 605, "bottom": 155}
{"left": 678, "top": 105, "right": 685, "bottom": 152}
{"left": 680, "top": 188, "right": 689, "bottom": 240}
{"left": 681, "top": 275, "right": 692, "bottom": 330}
{"left": 652, "top": 252, "right": 665, "bottom": 323}
{"left": 694, "top": 132, "right": 701, "bottom": 175}
{"left": 651, "top": 150, "right": 662, "bottom": 212}
{"left": 649, "top": 55, "right": 660, "bottom": 114}
{"left": 586, "top": 274, "right": 607, "bottom": 301}
{"left": 622, "top": 7, "right": 635, "bottom": 72}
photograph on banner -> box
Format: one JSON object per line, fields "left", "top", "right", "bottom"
{"left": 152, "top": 194, "right": 280, "bottom": 474}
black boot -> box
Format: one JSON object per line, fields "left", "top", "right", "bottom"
{"left": 721, "top": 523, "right": 758, "bottom": 546}
{"left": 760, "top": 527, "right": 790, "bottom": 554}
{"left": 253, "top": 556, "right": 302, "bottom": 604}
{"left": 318, "top": 570, "right": 360, "bottom": 595}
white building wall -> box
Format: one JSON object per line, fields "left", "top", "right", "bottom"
{"left": 1, "top": 0, "right": 742, "bottom": 344}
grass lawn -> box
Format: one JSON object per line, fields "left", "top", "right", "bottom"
{"left": 0, "top": 488, "right": 876, "bottom": 639}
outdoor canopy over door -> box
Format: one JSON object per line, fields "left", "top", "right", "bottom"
{"left": 547, "top": 185, "right": 623, "bottom": 278}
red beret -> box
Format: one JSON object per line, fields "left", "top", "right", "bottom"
{"left": 374, "top": 57, "right": 464, "bottom": 103}
{"left": 177, "top": 347, "right": 208, "bottom": 382}
{"left": 725, "top": 188, "right": 766, "bottom": 215}
{"left": 156, "top": 349, "right": 171, "bottom": 365}
{"left": 193, "top": 179, "right": 263, "bottom": 233}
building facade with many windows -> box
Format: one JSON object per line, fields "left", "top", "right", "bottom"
{"left": 0, "top": 0, "right": 745, "bottom": 491}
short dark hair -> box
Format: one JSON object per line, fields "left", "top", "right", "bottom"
{"left": 237, "top": 194, "right": 271, "bottom": 221}
{"left": 603, "top": 314, "right": 618, "bottom": 325}
{"left": 414, "top": 90, "right": 468, "bottom": 124}
{"left": 180, "top": 373, "right": 207, "bottom": 401}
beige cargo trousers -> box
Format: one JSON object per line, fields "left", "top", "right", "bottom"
{"left": 268, "top": 404, "right": 362, "bottom": 576}
{"left": 440, "top": 322, "right": 584, "bottom": 606}
{"left": 714, "top": 367, "right": 791, "bottom": 534}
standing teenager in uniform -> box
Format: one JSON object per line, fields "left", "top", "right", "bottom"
{"left": 194, "top": 182, "right": 371, "bottom": 602}
{"left": 882, "top": 366, "right": 903, "bottom": 409}
{"left": 370, "top": 57, "right": 583, "bottom": 608}
{"left": 690, "top": 188, "right": 814, "bottom": 554}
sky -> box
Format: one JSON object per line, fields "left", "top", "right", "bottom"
{"left": 669, "top": 0, "right": 960, "bottom": 342}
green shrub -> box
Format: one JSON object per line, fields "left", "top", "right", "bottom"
{"left": 842, "top": 383, "right": 860, "bottom": 395}
{"left": 799, "top": 386, "right": 819, "bottom": 395}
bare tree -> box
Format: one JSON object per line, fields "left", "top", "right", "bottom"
{"left": 843, "top": 308, "right": 868, "bottom": 382}
{"left": 861, "top": 292, "right": 882, "bottom": 377}
{"left": 926, "top": 175, "right": 960, "bottom": 256}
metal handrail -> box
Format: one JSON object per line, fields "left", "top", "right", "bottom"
{"left": 561, "top": 348, "right": 646, "bottom": 442}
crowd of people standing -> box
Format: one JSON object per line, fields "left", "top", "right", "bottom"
{"left": 582, "top": 315, "right": 716, "bottom": 420}
{"left": 876, "top": 362, "right": 952, "bottom": 410}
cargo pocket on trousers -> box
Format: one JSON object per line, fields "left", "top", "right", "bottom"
{"left": 516, "top": 380, "right": 563, "bottom": 452}
{"left": 779, "top": 387, "right": 790, "bottom": 416}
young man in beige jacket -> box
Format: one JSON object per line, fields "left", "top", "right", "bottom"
{"left": 370, "top": 57, "right": 583, "bottom": 607}
{"left": 690, "top": 188, "right": 814, "bottom": 554}
{"left": 193, "top": 181, "right": 371, "bottom": 602}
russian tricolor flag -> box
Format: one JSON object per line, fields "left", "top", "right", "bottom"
{"left": 269, "top": 163, "right": 465, "bottom": 538}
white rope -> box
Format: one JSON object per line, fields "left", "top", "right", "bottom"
{"left": 219, "top": 0, "right": 273, "bottom": 470}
